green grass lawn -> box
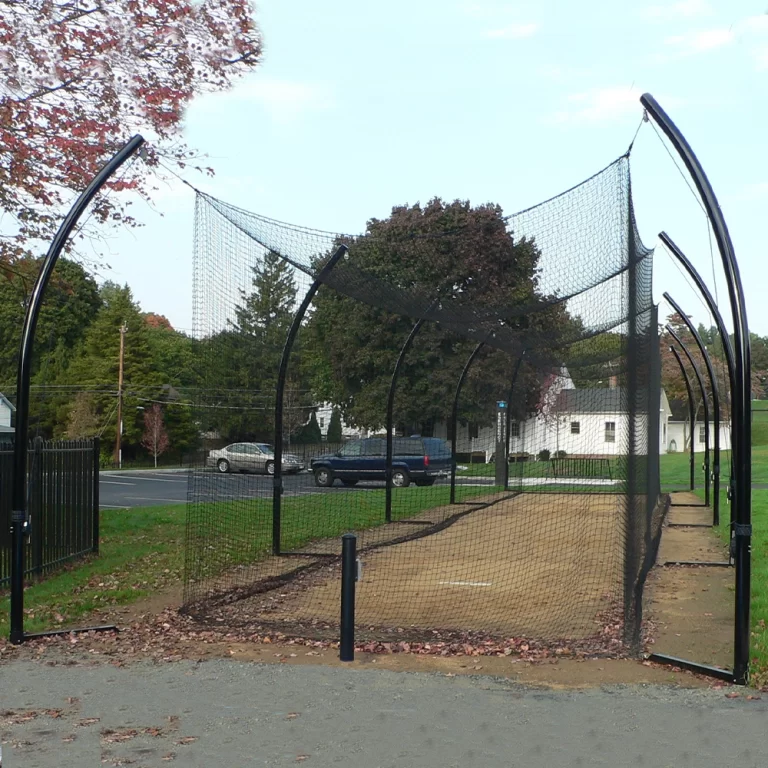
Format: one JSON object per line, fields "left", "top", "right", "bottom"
{"left": 0, "top": 484, "right": 500, "bottom": 638}
{"left": 3, "top": 405, "right": 768, "bottom": 686}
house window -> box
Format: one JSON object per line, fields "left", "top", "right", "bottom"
{"left": 605, "top": 421, "right": 616, "bottom": 443}
{"left": 510, "top": 421, "right": 520, "bottom": 438}
{"left": 570, "top": 421, "right": 580, "bottom": 435}
{"left": 699, "top": 425, "right": 706, "bottom": 443}
{"left": 468, "top": 422, "right": 479, "bottom": 439}
{"left": 319, "top": 417, "right": 325, "bottom": 428}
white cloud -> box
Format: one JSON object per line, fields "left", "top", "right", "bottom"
{"left": 485, "top": 22, "right": 539, "bottom": 39}
{"left": 194, "top": 77, "right": 335, "bottom": 124}
{"left": 553, "top": 86, "right": 646, "bottom": 124}
{"left": 640, "top": 0, "right": 713, "bottom": 21}
{"left": 664, "top": 26, "right": 734, "bottom": 55}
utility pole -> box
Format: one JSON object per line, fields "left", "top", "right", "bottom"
{"left": 113, "top": 324, "right": 127, "bottom": 467}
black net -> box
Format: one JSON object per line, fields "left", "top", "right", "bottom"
{"left": 183, "top": 155, "right": 666, "bottom": 654}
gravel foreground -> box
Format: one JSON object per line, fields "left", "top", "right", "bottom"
{"left": 1, "top": 659, "right": 767, "bottom": 767}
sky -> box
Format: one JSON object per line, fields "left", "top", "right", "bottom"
{"left": 94, "top": 0, "right": 767, "bottom": 338}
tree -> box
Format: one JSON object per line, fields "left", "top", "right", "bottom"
{"left": 141, "top": 403, "right": 170, "bottom": 468}
{"left": 65, "top": 392, "right": 100, "bottom": 438}
{"left": 326, "top": 408, "right": 343, "bottom": 443}
{"left": 0, "top": 0, "right": 262, "bottom": 264}
{"left": 60, "top": 282, "right": 163, "bottom": 454}
{"left": 0, "top": 257, "right": 101, "bottom": 386}
{"left": 305, "top": 198, "right": 568, "bottom": 432}
{"left": 201, "top": 251, "right": 305, "bottom": 442}
{"left": 292, "top": 411, "right": 322, "bottom": 444}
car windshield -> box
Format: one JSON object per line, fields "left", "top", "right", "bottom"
{"left": 255, "top": 444, "right": 273, "bottom": 453}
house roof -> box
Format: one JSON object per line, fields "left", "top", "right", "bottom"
{"left": 668, "top": 398, "right": 691, "bottom": 421}
{"left": 0, "top": 393, "right": 15, "bottom": 412}
{"left": 555, "top": 387, "right": 628, "bottom": 414}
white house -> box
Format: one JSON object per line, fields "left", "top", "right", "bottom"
{"left": 665, "top": 398, "right": 731, "bottom": 454}
{"left": 314, "top": 403, "right": 365, "bottom": 440}
{"left": 0, "top": 393, "right": 15, "bottom": 435}
{"left": 433, "top": 372, "right": 674, "bottom": 460}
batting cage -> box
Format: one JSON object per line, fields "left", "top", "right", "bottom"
{"left": 182, "top": 152, "right": 666, "bottom": 655}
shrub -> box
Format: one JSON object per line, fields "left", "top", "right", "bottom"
{"left": 537, "top": 449, "right": 551, "bottom": 461}
{"left": 555, "top": 449, "right": 567, "bottom": 458}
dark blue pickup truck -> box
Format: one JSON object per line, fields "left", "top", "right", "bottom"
{"left": 310, "top": 436, "right": 452, "bottom": 488}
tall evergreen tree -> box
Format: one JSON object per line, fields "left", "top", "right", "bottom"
{"left": 203, "top": 251, "right": 306, "bottom": 442}
{"left": 326, "top": 408, "right": 343, "bottom": 443}
{"left": 60, "top": 282, "right": 163, "bottom": 455}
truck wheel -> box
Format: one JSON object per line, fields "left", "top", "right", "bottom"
{"left": 314, "top": 468, "right": 334, "bottom": 487}
{"left": 391, "top": 469, "right": 410, "bottom": 488}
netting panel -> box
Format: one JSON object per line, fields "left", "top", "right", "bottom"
{"left": 184, "top": 154, "right": 665, "bottom": 654}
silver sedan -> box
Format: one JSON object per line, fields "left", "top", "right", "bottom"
{"left": 206, "top": 443, "right": 304, "bottom": 475}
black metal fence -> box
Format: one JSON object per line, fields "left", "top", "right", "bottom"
{"left": 0, "top": 437, "right": 99, "bottom": 587}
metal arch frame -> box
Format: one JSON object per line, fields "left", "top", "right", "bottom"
{"left": 449, "top": 341, "right": 486, "bottom": 504}
{"left": 660, "top": 234, "right": 735, "bottom": 512}
{"left": 272, "top": 245, "right": 348, "bottom": 556}
{"left": 505, "top": 355, "right": 525, "bottom": 472}
{"left": 642, "top": 93, "right": 751, "bottom": 685}
{"left": 664, "top": 293, "right": 722, "bottom": 526}
{"left": 9, "top": 134, "right": 145, "bottom": 645}
{"left": 447, "top": 345, "right": 525, "bottom": 504}
{"left": 384, "top": 298, "right": 443, "bottom": 523}
{"left": 669, "top": 345, "right": 697, "bottom": 494}
{"left": 667, "top": 327, "right": 710, "bottom": 508}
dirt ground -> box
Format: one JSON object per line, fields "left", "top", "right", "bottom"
{"left": 644, "top": 492, "right": 734, "bottom": 671}
{"left": 215, "top": 492, "right": 626, "bottom": 645}
{"left": 0, "top": 490, "right": 740, "bottom": 692}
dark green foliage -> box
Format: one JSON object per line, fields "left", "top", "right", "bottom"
{"left": 292, "top": 411, "right": 322, "bottom": 444}
{"left": 306, "top": 198, "right": 568, "bottom": 432}
{"left": 537, "top": 449, "right": 551, "bottom": 461}
{"left": 326, "top": 408, "right": 343, "bottom": 443}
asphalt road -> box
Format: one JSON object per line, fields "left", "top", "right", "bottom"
{"left": 98, "top": 471, "right": 496, "bottom": 510}
{"left": 1, "top": 659, "right": 767, "bottom": 767}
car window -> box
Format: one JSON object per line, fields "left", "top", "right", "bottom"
{"left": 256, "top": 444, "right": 272, "bottom": 454}
{"left": 242, "top": 444, "right": 259, "bottom": 455}
{"left": 339, "top": 441, "right": 362, "bottom": 457}
{"left": 228, "top": 444, "right": 244, "bottom": 454}
{"left": 363, "top": 438, "right": 385, "bottom": 456}
{"left": 425, "top": 438, "right": 451, "bottom": 456}
{"left": 393, "top": 438, "right": 423, "bottom": 455}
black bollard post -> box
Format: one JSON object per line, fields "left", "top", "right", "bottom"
{"left": 340, "top": 533, "right": 357, "bottom": 661}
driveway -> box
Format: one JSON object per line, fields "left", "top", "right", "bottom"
{"left": 1, "top": 659, "right": 766, "bottom": 767}
{"left": 98, "top": 471, "right": 490, "bottom": 510}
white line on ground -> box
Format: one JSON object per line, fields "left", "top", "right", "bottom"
{"left": 438, "top": 581, "right": 493, "bottom": 587}
{"left": 119, "top": 477, "right": 187, "bottom": 484}
{"left": 100, "top": 481, "right": 135, "bottom": 486}
{"left": 127, "top": 496, "right": 187, "bottom": 503}
{"left": 99, "top": 504, "right": 130, "bottom": 509}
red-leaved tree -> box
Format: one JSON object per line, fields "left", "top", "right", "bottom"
{"left": 141, "top": 403, "right": 170, "bottom": 468}
{"left": 0, "top": 0, "right": 262, "bottom": 263}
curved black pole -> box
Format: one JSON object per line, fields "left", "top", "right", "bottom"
{"left": 668, "top": 327, "right": 710, "bottom": 508}
{"left": 272, "top": 245, "right": 348, "bottom": 555}
{"left": 643, "top": 94, "right": 751, "bottom": 684}
{"left": 669, "top": 346, "right": 697, "bottom": 492}
{"left": 660, "top": 233, "right": 735, "bottom": 519}
{"left": 9, "top": 135, "right": 145, "bottom": 645}
{"left": 664, "top": 294, "right": 721, "bottom": 526}
{"left": 505, "top": 355, "right": 525, "bottom": 488}
{"left": 385, "top": 307, "right": 436, "bottom": 523}
{"left": 450, "top": 341, "right": 485, "bottom": 504}
{"left": 659, "top": 234, "right": 735, "bottom": 394}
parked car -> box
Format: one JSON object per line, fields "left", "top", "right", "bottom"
{"left": 206, "top": 443, "right": 304, "bottom": 475}
{"left": 310, "top": 436, "right": 452, "bottom": 488}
